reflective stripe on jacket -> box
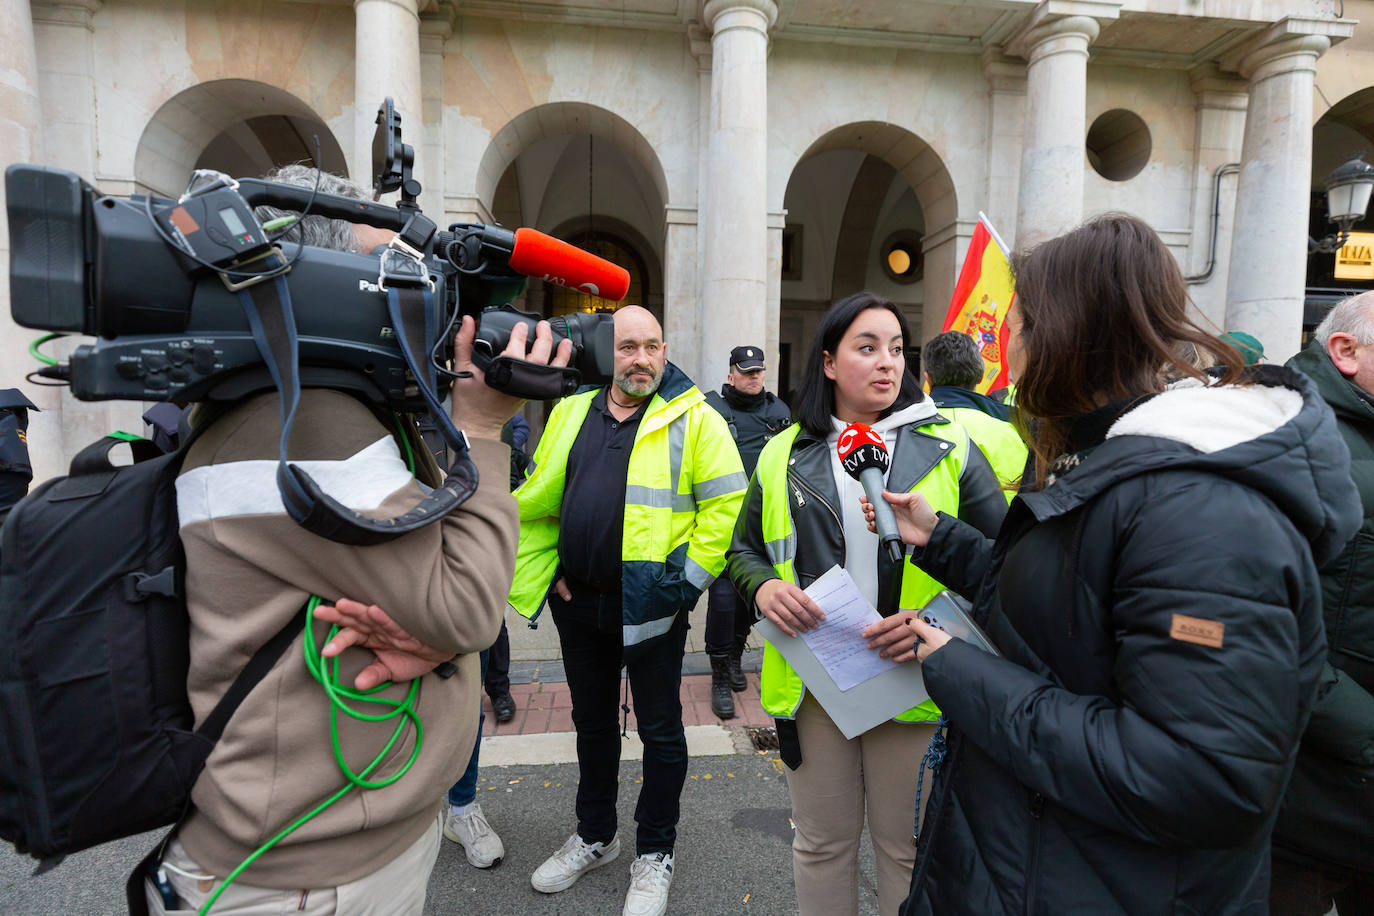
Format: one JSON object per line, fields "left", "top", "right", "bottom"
{"left": 508, "top": 364, "right": 746, "bottom": 653}
{"left": 751, "top": 420, "right": 979, "bottom": 723}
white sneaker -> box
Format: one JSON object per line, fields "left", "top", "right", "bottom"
{"left": 443, "top": 802, "right": 505, "bottom": 868}
{"left": 622, "top": 851, "right": 674, "bottom": 916}
{"left": 530, "top": 832, "right": 620, "bottom": 893}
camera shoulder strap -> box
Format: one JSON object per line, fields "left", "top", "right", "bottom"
{"left": 234, "top": 262, "right": 478, "bottom": 545}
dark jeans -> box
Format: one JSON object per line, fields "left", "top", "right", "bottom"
{"left": 1270, "top": 855, "right": 1374, "bottom": 916}
{"left": 484, "top": 620, "right": 511, "bottom": 699}
{"left": 550, "top": 584, "right": 689, "bottom": 856}
{"left": 447, "top": 649, "right": 489, "bottom": 808}
{"left": 704, "top": 576, "right": 751, "bottom": 658}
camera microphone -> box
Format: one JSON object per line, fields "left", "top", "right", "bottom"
{"left": 508, "top": 228, "right": 631, "bottom": 301}
{"left": 837, "top": 422, "right": 904, "bottom": 563}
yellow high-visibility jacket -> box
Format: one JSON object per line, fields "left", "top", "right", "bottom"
{"left": 508, "top": 364, "right": 746, "bottom": 653}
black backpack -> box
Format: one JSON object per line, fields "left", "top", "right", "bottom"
{"left": 0, "top": 431, "right": 301, "bottom": 871}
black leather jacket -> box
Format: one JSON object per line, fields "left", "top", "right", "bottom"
{"left": 728, "top": 414, "right": 1007, "bottom": 617}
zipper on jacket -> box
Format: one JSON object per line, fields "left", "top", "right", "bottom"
{"left": 1024, "top": 792, "right": 1045, "bottom": 916}
{"left": 789, "top": 470, "right": 843, "bottom": 539}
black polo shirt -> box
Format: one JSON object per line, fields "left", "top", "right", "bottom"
{"left": 557, "top": 388, "right": 646, "bottom": 593}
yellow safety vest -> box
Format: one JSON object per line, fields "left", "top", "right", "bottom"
{"left": 753, "top": 421, "right": 969, "bottom": 724}
{"left": 508, "top": 374, "right": 746, "bottom": 650}
{"left": 941, "top": 406, "right": 1027, "bottom": 503}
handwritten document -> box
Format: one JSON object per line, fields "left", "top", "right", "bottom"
{"left": 801, "top": 566, "right": 898, "bottom": 691}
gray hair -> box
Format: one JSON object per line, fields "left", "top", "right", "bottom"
{"left": 1313, "top": 289, "right": 1374, "bottom": 346}
{"left": 922, "top": 330, "right": 986, "bottom": 390}
{"left": 254, "top": 164, "right": 372, "bottom": 254}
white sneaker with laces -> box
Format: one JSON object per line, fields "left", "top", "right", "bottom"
{"left": 622, "top": 851, "right": 674, "bottom": 916}
{"left": 443, "top": 802, "right": 505, "bottom": 868}
{"left": 530, "top": 832, "right": 621, "bottom": 893}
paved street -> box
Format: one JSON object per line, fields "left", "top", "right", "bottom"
{"left": 0, "top": 602, "right": 892, "bottom": 914}
{"left": 0, "top": 747, "right": 883, "bottom": 915}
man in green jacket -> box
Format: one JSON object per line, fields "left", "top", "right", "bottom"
{"left": 512, "top": 306, "right": 746, "bottom": 916}
{"left": 1275, "top": 290, "right": 1374, "bottom": 913}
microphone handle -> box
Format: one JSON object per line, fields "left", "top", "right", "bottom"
{"left": 858, "top": 467, "right": 904, "bottom": 563}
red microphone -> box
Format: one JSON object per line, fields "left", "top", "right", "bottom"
{"left": 509, "top": 227, "right": 631, "bottom": 301}
{"left": 837, "top": 422, "right": 903, "bottom": 563}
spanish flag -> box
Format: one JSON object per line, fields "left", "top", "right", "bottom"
{"left": 941, "top": 213, "right": 1015, "bottom": 394}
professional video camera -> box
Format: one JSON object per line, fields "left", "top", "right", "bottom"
{"left": 6, "top": 97, "right": 629, "bottom": 407}
{"left": 4, "top": 98, "right": 632, "bottom": 543}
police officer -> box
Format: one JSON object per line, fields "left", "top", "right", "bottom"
{"left": 0, "top": 389, "right": 38, "bottom": 519}
{"left": 703, "top": 346, "right": 791, "bottom": 718}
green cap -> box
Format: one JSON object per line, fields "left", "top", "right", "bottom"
{"left": 1220, "top": 331, "right": 1265, "bottom": 366}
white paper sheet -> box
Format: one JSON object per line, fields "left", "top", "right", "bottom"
{"left": 800, "top": 566, "right": 898, "bottom": 691}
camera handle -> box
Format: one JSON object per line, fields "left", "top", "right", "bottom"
{"left": 234, "top": 257, "right": 480, "bottom": 546}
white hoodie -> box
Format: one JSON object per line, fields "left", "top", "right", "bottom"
{"left": 826, "top": 399, "right": 939, "bottom": 609}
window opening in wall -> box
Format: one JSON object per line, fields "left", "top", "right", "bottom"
{"left": 881, "top": 231, "right": 923, "bottom": 284}
{"left": 1086, "top": 109, "right": 1151, "bottom": 182}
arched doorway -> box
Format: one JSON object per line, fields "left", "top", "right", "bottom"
{"left": 778, "top": 122, "right": 956, "bottom": 397}
{"left": 478, "top": 104, "right": 669, "bottom": 439}
{"left": 1307, "top": 87, "right": 1374, "bottom": 335}
{"left": 135, "top": 79, "right": 348, "bottom": 196}
{"left": 541, "top": 225, "right": 653, "bottom": 319}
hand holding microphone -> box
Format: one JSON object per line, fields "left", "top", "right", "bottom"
{"left": 838, "top": 423, "right": 904, "bottom": 563}
{"left": 859, "top": 489, "right": 939, "bottom": 548}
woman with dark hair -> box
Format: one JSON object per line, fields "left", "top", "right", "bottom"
{"left": 728, "top": 291, "right": 1006, "bottom": 915}
{"left": 860, "top": 214, "right": 1361, "bottom": 915}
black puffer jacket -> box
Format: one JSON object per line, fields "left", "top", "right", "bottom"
{"left": 1274, "top": 342, "right": 1374, "bottom": 874}
{"left": 901, "top": 367, "right": 1362, "bottom": 916}
{"left": 704, "top": 387, "right": 792, "bottom": 478}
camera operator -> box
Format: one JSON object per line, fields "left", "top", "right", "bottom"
{"left": 145, "top": 167, "right": 569, "bottom": 915}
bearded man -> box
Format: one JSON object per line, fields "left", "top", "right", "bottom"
{"left": 507, "top": 306, "right": 746, "bottom": 916}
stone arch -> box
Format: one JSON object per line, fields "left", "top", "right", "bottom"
{"left": 134, "top": 79, "right": 348, "bottom": 197}
{"left": 790, "top": 121, "right": 957, "bottom": 235}
{"left": 474, "top": 102, "right": 670, "bottom": 223}
{"left": 1306, "top": 85, "right": 1374, "bottom": 304}
{"left": 781, "top": 121, "right": 959, "bottom": 345}
{"left": 1312, "top": 86, "right": 1374, "bottom": 180}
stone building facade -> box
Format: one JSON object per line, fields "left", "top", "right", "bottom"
{"left": 3, "top": 0, "right": 1373, "bottom": 482}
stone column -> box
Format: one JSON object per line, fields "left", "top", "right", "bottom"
{"left": 1223, "top": 18, "right": 1351, "bottom": 363}
{"left": 29, "top": 1, "right": 141, "bottom": 475}
{"left": 664, "top": 207, "right": 701, "bottom": 383}
{"left": 418, "top": 4, "right": 454, "bottom": 219}
{"left": 981, "top": 48, "right": 1026, "bottom": 251}
{"left": 354, "top": 0, "right": 423, "bottom": 201}
{"left": 765, "top": 210, "right": 784, "bottom": 370}
{"left": 1009, "top": 3, "right": 1117, "bottom": 250}
{"left": 675, "top": 24, "right": 713, "bottom": 385}
{"left": 32, "top": 1, "right": 100, "bottom": 179}
{"left": 1184, "top": 65, "right": 1247, "bottom": 327}
{"left": 699, "top": 0, "right": 776, "bottom": 388}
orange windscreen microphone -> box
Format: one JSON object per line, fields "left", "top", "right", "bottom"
{"left": 508, "top": 228, "right": 631, "bottom": 301}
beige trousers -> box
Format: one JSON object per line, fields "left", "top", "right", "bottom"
{"left": 145, "top": 813, "right": 442, "bottom": 916}
{"left": 786, "top": 694, "right": 936, "bottom": 916}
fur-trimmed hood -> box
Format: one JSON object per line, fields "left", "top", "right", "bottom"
{"left": 1021, "top": 365, "right": 1361, "bottom": 569}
